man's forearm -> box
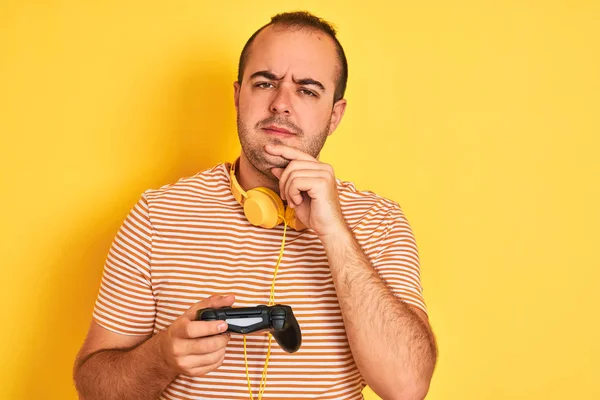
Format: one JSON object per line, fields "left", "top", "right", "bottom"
{"left": 74, "top": 330, "right": 177, "bottom": 400}
{"left": 320, "top": 227, "right": 437, "bottom": 400}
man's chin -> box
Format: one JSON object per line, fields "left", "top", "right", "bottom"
{"left": 261, "top": 153, "right": 289, "bottom": 169}
{"left": 245, "top": 153, "right": 287, "bottom": 178}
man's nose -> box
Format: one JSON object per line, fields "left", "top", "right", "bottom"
{"left": 270, "top": 86, "right": 292, "bottom": 115}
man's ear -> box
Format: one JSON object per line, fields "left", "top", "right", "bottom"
{"left": 327, "top": 99, "right": 347, "bottom": 136}
{"left": 234, "top": 81, "right": 241, "bottom": 111}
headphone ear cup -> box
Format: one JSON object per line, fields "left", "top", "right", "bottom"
{"left": 244, "top": 188, "right": 284, "bottom": 228}
{"left": 284, "top": 206, "right": 306, "bottom": 231}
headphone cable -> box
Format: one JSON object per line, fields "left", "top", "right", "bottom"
{"left": 244, "top": 216, "right": 289, "bottom": 400}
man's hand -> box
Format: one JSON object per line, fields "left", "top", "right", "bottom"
{"left": 159, "top": 295, "right": 235, "bottom": 377}
{"left": 265, "top": 144, "right": 347, "bottom": 238}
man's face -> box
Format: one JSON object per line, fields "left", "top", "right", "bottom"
{"left": 234, "top": 25, "right": 346, "bottom": 176}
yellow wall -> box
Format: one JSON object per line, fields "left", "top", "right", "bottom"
{"left": 1, "top": 1, "right": 599, "bottom": 399}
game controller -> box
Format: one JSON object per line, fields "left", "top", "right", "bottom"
{"left": 196, "top": 304, "right": 302, "bottom": 353}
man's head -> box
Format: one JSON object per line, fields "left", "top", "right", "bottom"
{"left": 234, "top": 11, "right": 348, "bottom": 177}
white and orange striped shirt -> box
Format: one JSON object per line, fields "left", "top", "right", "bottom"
{"left": 92, "top": 161, "right": 427, "bottom": 400}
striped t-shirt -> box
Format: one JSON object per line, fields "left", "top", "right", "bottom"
{"left": 92, "top": 161, "right": 426, "bottom": 400}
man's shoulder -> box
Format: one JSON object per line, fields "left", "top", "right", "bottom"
{"left": 336, "top": 178, "right": 402, "bottom": 216}
{"left": 143, "top": 161, "right": 231, "bottom": 202}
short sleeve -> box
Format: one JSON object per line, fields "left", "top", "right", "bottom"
{"left": 371, "top": 206, "right": 428, "bottom": 315}
{"left": 92, "top": 193, "right": 156, "bottom": 335}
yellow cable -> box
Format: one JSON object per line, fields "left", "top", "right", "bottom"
{"left": 246, "top": 217, "right": 288, "bottom": 400}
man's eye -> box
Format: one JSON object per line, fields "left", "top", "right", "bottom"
{"left": 300, "top": 89, "right": 317, "bottom": 97}
{"left": 255, "top": 82, "right": 275, "bottom": 89}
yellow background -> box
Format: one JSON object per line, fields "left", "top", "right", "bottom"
{"left": 1, "top": 1, "right": 599, "bottom": 399}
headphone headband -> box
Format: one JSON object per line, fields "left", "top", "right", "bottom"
{"left": 229, "top": 158, "right": 305, "bottom": 231}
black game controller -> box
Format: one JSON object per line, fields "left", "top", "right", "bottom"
{"left": 196, "top": 304, "right": 302, "bottom": 353}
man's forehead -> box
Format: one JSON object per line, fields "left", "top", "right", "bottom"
{"left": 245, "top": 25, "right": 338, "bottom": 82}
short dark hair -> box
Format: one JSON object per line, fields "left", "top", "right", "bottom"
{"left": 237, "top": 11, "right": 348, "bottom": 103}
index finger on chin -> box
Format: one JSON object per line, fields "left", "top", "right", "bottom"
{"left": 265, "top": 144, "right": 314, "bottom": 161}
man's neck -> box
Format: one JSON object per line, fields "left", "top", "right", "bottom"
{"left": 237, "top": 153, "right": 280, "bottom": 194}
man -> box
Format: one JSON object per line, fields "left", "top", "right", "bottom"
{"left": 73, "top": 11, "right": 437, "bottom": 400}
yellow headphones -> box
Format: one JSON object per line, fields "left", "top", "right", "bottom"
{"left": 230, "top": 159, "right": 306, "bottom": 231}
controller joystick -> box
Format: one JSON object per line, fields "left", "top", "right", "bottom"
{"left": 196, "top": 304, "right": 302, "bottom": 353}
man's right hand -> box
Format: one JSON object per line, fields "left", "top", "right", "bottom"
{"left": 159, "top": 294, "right": 235, "bottom": 377}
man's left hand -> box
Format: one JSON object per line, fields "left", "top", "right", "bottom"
{"left": 265, "top": 144, "right": 347, "bottom": 238}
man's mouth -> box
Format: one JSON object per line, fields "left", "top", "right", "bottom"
{"left": 262, "top": 125, "right": 296, "bottom": 136}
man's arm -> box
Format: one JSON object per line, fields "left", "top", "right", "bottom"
{"left": 320, "top": 226, "right": 437, "bottom": 400}
{"left": 73, "top": 295, "right": 235, "bottom": 400}
{"left": 265, "top": 144, "right": 437, "bottom": 400}
{"left": 73, "top": 324, "right": 175, "bottom": 400}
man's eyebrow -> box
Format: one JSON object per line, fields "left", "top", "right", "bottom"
{"left": 249, "top": 70, "right": 326, "bottom": 93}
{"left": 249, "top": 70, "right": 280, "bottom": 81}
{"left": 293, "top": 77, "right": 326, "bottom": 92}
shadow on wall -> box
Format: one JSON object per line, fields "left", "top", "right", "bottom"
{"left": 14, "top": 52, "right": 238, "bottom": 398}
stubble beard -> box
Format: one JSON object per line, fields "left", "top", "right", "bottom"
{"left": 237, "top": 113, "right": 331, "bottom": 179}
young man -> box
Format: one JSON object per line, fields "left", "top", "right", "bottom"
{"left": 74, "top": 11, "right": 437, "bottom": 400}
